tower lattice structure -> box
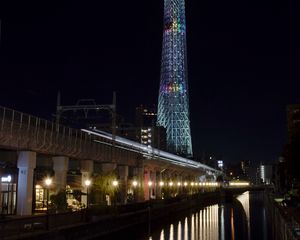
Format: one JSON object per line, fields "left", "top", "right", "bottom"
{"left": 157, "top": 0, "right": 193, "bottom": 157}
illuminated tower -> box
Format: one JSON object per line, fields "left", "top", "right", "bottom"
{"left": 157, "top": 0, "right": 193, "bottom": 156}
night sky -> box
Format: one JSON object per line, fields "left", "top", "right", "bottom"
{"left": 0, "top": 1, "right": 299, "bottom": 165}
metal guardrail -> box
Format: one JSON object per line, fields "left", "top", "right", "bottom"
{"left": 0, "top": 191, "right": 222, "bottom": 239}
{"left": 0, "top": 106, "right": 136, "bottom": 164}
{"left": 0, "top": 210, "right": 85, "bottom": 239}
{"left": 0, "top": 105, "right": 221, "bottom": 174}
{"left": 265, "top": 193, "right": 300, "bottom": 240}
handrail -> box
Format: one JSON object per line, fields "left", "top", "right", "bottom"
{"left": 0, "top": 105, "right": 221, "bottom": 175}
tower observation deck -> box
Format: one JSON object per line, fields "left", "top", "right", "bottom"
{"left": 157, "top": 0, "right": 193, "bottom": 157}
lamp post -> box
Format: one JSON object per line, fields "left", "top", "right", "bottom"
{"left": 44, "top": 177, "right": 52, "bottom": 230}
{"left": 147, "top": 181, "right": 153, "bottom": 237}
{"left": 84, "top": 179, "right": 91, "bottom": 209}
{"left": 132, "top": 180, "right": 138, "bottom": 187}
{"left": 112, "top": 180, "right": 118, "bottom": 206}
{"left": 112, "top": 180, "right": 118, "bottom": 187}
{"left": 132, "top": 180, "right": 138, "bottom": 202}
{"left": 177, "top": 182, "right": 181, "bottom": 196}
{"left": 159, "top": 181, "right": 164, "bottom": 199}
{"left": 148, "top": 181, "right": 153, "bottom": 200}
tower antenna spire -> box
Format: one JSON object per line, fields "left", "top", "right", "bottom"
{"left": 157, "top": 0, "right": 193, "bottom": 157}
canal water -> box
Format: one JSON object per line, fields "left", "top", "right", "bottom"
{"left": 106, "top": 191, "right": 272, "bottom": 240}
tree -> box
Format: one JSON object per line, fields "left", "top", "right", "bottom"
{"left": 50, "top": 190, "right": 68, "bottom": 212}
{"left": 91, "top": 171, "right": 118, "bottom": 205}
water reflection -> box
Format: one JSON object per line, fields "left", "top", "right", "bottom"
{"left": 184, "top": 218, "right": 188, "bottom": 240}
{"left": 147, "top": 191, "right": 271, "bottom": 240}
{"left": 170, "top": 224, "right": 174, "bottom": 240}
{"left": 230, "top": 208, "right": 235, "bottom": 240}
{"left": 237, "top": 191, "right": 250, "bottom": 239}
{"left": 220, "top": 205, "right": 225, "bottom": 240}
{"left": 160, "top": 230, "right": 164, "bottom": 240}
{"left": 151, "top": 204, "right": 220, "bottom": 240}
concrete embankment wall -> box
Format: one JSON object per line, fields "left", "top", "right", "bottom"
{"left": 265, "top": 193, "right": 300, "bottom": 240}
{"left": 14, "top": 192, "right": 221, "bottom": 240}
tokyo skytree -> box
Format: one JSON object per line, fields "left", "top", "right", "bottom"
{"left": 157, "top": 0, "right": 193, "bottom": 157}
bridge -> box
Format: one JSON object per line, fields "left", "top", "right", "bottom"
{"left": 0, "top": 105, "right": 221, "bottom": 216}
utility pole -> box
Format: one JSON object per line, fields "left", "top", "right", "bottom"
{"left": 0, "top": 19, "right": 2, "bottom": 43}
{"left": 55, "top": 91, "right": 61, "bottom": 131}
{"left": 55, "top": 91, "right": 117, "bottom": 162}
{"left": 112, "top": 92, "right": 116, "bottom": 142}
{"left": 55, "top": 92, "right": 116, "bottom": 127}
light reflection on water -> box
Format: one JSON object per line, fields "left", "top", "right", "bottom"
{"left": 236, "top": 191, "right": 250, "bottom": 240}
{"left": 151, "top": 204, "right": 220, "bottom": 240}
{"left": 147, "top": 191, "right": 270, "bottom": 240}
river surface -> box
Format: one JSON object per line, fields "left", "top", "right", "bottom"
{"left": 106, "top": 191, "right": 272, "bottom": 240}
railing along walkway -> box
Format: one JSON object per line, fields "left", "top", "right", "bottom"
{"left": 0, "top": 106, "right": 137, "bottom": 164}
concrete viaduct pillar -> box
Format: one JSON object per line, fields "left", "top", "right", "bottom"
{"left": 0, "top": 172, "right": 2, "bottom": 211}
{"left": 156, "top": 171, "right": 162, "bottom": 199}
{"left": 53, "top": 156, "right": 69, "bottom": 193}
{"left": 150, "top": 170, "right": 157, "bottom": 199}
{"left": 17, "top": 151, "right": 36, "bottom": 216}
{"left": 101, "top": 163, "right": 116, "bottom": 173}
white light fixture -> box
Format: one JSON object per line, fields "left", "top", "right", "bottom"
{"left": 1, "top": 175, "right": 11, "bottom": 183}
{"left": 132, "top": 180, "right": 138, "bottom": 187}
{"left": 112, "top": 180, "right": 119, "bottom": 187}
{"left": 84, "top": 179, "right": 91, "bottom": 187}
{"left": 45, "top": 178, "right": 52, "bottom": 187}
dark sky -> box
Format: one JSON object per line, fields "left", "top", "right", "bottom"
{"left": 0, "top": 0, "right": 299, "bottom": 165}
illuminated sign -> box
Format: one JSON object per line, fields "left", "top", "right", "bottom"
{"left": 1, "top": 175, "right": 12, "bottom": 182}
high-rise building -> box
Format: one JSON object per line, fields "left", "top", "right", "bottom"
{"left": 285, "top": 104, "right": 300, "bottom": 182}
{"left": 259, "top": 164, "right": 273, "bottom": 185}
{"left": 136, "top": 105, "right": 157, "bottom": 128}
{"left": 157, "top": 0, "right": 193, "bottom": 157}
{"left": 217, "top": 160, "right": 224, "bottom": 171}
{"left": 287, "top": 104, "right": 300, "bottom": 142}
{"left": 136, "top": 105, "right": 166, "bottom": 150}
{"left": 241, "top": 160, "right": 250, "bottom": 175}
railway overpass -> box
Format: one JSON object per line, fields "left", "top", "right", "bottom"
{"left": 0, "top": 106, "right": 221, "bottom": 215}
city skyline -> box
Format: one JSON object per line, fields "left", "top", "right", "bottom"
{"left": 0, "top": 1, "right": 300, "bottom": 164}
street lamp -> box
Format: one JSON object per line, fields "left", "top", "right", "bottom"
{"left": 147, "top": 181, "right": 153, "bottom": 237}
{"left": 84, "top": 179, "right": 91, "bottom": 209}
{"left": 112, "top": 180, "right": 118, "bottom": 187}
{"left": 132, "top": 180, "right": 138, "bottom": 187}
{"left": 112, "top": 180, "right": 118, "bottom": 205}
{"left": 44, "top": 177, "right": 52, "bottom": 230}
{"left": 132, "top": 180, "right": 138, "bottom": 202}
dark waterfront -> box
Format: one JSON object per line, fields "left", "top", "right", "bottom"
{"left": 105, "top": 191, "right": 272, "bottom": 240}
